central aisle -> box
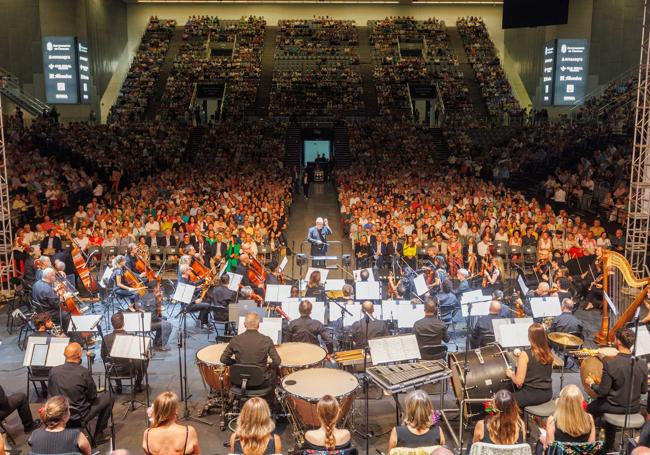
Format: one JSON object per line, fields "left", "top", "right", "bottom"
{"left": 285, "top": 182, "right": 352, "bottom": 280}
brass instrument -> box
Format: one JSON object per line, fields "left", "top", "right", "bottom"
{"left": 595, "top": 250, "right": 650, "bottom": 345}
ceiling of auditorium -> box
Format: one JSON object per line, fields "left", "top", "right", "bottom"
{"left": 123, "top": 0, "right": 502, "bottom": 3}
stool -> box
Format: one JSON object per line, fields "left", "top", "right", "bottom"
{"left": 524, "top": 400, "right": 556, "bottom": 436}
{"left": 603, "top": 413, "right": 645, "bottom": 442}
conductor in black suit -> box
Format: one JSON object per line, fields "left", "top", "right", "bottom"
{"left": 307, "top": 217, "right": 332, "bottom": 267}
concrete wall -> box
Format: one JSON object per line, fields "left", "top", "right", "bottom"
{"left": 125, "top": 3, "right": 505, "bottom": 59}
{"left": 504, "top": 0, "right": 643, "bottom": 110}
{"left": 0, "top": 0, "right": 43, "bottom": 97}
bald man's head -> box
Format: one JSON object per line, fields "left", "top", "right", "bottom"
{"left": 244, "top": 312, "right": 260, "bottom": 330}
{"left": 489, "top": 300, "right": 502, "bottom": 315}
{"left": 64, "top": 342, "right": 82, "bottom": 363}
{"left": 361, "top": 301, "right": 374, "bottom": 315}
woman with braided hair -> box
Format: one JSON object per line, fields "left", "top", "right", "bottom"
{"left": 303, "top": 395, "right": 352, "bottom": 451}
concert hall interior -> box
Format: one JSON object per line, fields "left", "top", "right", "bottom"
{"left": 1, "top": 0, "right": 650, "bottom": 454}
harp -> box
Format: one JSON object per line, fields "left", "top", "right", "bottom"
{"left": 595, "top": 250, "right": 650, "bottom": 345}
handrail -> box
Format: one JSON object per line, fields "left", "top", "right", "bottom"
{"left": 569, "top": 64, "right": 638, "bottom": 112}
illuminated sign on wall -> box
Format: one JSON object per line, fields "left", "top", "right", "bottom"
{"left": 540, "top": 39, "right": 589, "bottom": 106}
{"left": 42, "top": 36, "right": 92, "bottom": 104}
{"left": 541, "top": 40, "right": 556, "bottom": 106}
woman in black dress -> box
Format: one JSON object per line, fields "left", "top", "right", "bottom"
{"left": 305, "top": 270, "right": 325, "bottom": 299}
{"left": 545, "top": 384, "right": 595, "bottom": 446}
{"left": 388, "top": 390, "right": 446, "bottom": 451}
{"left": 29, "top": 396, "right": 91, "bottom": 455}
{"left": 506, "top": 323, "right": 554, "bottom": 408}
{"left": 473, "top": 389, "right": 526, "bottom": 445}
{"left": 303, "top": 395, "right": 352, "bottom": 451}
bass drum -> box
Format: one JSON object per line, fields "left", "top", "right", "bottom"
{"left": 448, "top": 343, "right": 513, "bottom": 419}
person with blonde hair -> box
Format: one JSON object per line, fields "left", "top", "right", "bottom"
{"left": 506, "top": 323, "right": 554, "bottom": 408}
{"left": 230, "top": 397, "right": 281, "bottom": 455}
{"left": 28, "top": 396, "right": 91, "bottom": 455}
{"left": 544, "top": 385, "right": 595, "bottom": 447}
{"left": 473, "top": 389, "right": 525, "bottom": 445}
{"left": 388, "top": 389, "right": 445, "bottom": 451}
{"left": 303, "top": 395, "right": 352, "bottom": 450}
{"left": 143, "top": 391, "right": 200, "bottom": 455}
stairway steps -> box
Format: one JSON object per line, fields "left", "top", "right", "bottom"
{"left": 185, "top": 126, "right": 205, "bottom": 162}
{"left": 253, "top": 26, "right": 277, "bottom": 114}
{"left": 145, "top": 26, "right": 185, "bottom": 121}
{"left": 447, "top": 27, "right": 489, "bottom": 117}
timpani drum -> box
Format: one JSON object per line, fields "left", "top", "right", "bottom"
{"left": 580, "top": 347, "right": 618, "bottom": 399}
{"left": 276, "top": 342, "right": 327, "bottom": 376}
{"left": 448, "top": 344, "right": 513, "bottom": 419}
{"left": 281, "top": 368, "right": 359, "bottom": 428}
{"left": 196, "top": 344, "right": 230, "bottom": 392}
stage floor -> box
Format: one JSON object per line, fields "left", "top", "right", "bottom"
{"left": 0, "top": 302, "right": 604, "bottom": 454}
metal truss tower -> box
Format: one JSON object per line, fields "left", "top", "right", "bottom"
{"left": 0, "top": 82, "right": 15, "bottom": 291}
{"left": 626, "top": 0, "right": 650, "bottom": 276}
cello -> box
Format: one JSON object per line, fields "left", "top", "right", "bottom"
{"left": 61, "top": 229, "right": 99, "bottom": 293}
{"left": 246, "top": 256, "right": 268, "bottom": 289}
{"left": 135, "top": 253, "right": 163, "bottom": 317}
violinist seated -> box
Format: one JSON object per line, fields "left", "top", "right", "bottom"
{"left": 436, "top": 279, "right": 459, "bottom": 310}
{"left": 235, "top": 252, "right": 265, "bottom": 298}
{"left": 264, "top": 260, "right": 282, "bottom": 286}
{"left": 109, "top": 255, "right": 142, "bottom": 308}
{"left": 305, "top": 270, "right": 325, "bottom": 300}
{"left": 583, "top": 261, "right": 604, "bottom": 311}
{"left": 284, "top": 300, "right": 333, "bottom": 354}
{"left": 453, "top": 268, "right": 471, "bottom": 299}
{"left": 211, "top": 274, "right": 237, "bottom": 322}
{"left": 178, "top": 264, "right": 213, "bottom": 328}
{"left": 512, "top": 281, "right": 555, "bottom": 315}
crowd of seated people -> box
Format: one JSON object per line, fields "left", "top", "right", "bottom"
{"left": 580, "top": 75, "right": 637, "bottom": 134}
{"left": 271, "top": 19, "right": 364, "bottom": 117}
{"left": 369, "top": 17, "right": 471, "bottom": 119}
{"left": 456, "top": 17, "right": 521, "bottom": 121}
{"left": 108, "top": 17, "right": 176, "bottom": 124}
{"left": 276, "top": 18, "right": 359, "bottom": 59}
{"left": 160, "top": 16, "right": 265, "bottom": 122}
{"left": 339, "top": 119, "right": 622, "bottom": 280}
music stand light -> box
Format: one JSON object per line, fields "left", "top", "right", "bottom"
{"left": 342, "top": 254, "right": 352, "bottom": 267}
{"left": 296, "top": 254, "right": 307, "bottom": 267}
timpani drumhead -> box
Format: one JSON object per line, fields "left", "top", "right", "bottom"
{"left": 282, "top": 368, "right": 359, "bottom": 401}
{"left": 196, "top": 343, "right": 229, "bottom": 365}
{"left": 276, "top": 342, "right": 326, "bottom": 367}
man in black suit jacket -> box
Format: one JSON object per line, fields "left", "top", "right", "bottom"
{"left": 350, "top": 301, "right": 389, "bottom": 348}
{"left": 371, "top": 233, "right": 390, "bottom": 269}
{"left": 414, "top": 298, "right": 450, "bottom": 351}
{"left": 210, "top": 233, "right": 228, "bottom": 263}
{"left": 211, "top": 274, "right": 237, "bottom": 323}
{"left": 387, "top": 234, "right": 403, "bottom": 259}
{"left": 586, "top": 328, "right": 648, "bottom": 450}
{"left": 549, "top": 298, "right": 583, "bottom": 336}
{"left": 159, "top": 229, "right": 177, "bottom": 248}
{"left": 101, "top": 313, "right": 145, "bottom": 391}
{"left": 470, "top": 300, "right": 502, "bottom": 349}
{"left": 220, "top": 313, "right": 281, "bottom": 386}
{"left": 40, "top": 230, "right": 62, "bottom": 254}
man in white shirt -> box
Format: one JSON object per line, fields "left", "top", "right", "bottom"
{"left": 144, "top": 215, "right": 160, "bottom": 233}
{"left": 553, "top": 186, "right": 567, "bottom": 203}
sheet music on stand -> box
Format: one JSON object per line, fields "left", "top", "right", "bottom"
{"left": 493, "top": 318, "right": 534, "bottom": 348}
{"left": 278, "top": 256, "right": 288, "bottom": 273}
{"left": 110, "top": 334, "right": 151, "bottom": 360}
{"left": 460, "top": 301, "right": 491, "bottom": 317}
{"left": 325, "top": 279, "right": 346, "bottom": 292}
{"left": 24, "top": 336, "right": 69, "bottom": 367}
{"left": 304, "top": 267, "right": 329, "bottom": 282}
{"left": 368, "top": 334, "right": 421, "bottom": 365}
{"left": 217, "top": 262, "right": 228, "bottom": 278}
{"left": 328, "top": 302, "right": 362, "bottom": 327}
{"left": 356, "top": 281, "right": 381, "bottom": 300}
{"left": 282, "top": 299, "right": 326, "bottom": 323}
{"left": 380, "top": 300, "right": 410, "bottom": 321}
{"left": 413, "top": 274, "right": 429, "bottom": 296}
{"left": 517, "top": 274, "right": 529, "bottom": 296}
{"left": 227, "top": 273, "right": 243, "bottom": 291}
{"left": 229, "top": 302, "right": 266, "bottom": 328}
{"left": 530, "top": 296, "right": 562, "bottom": 318}
{"left": 353, "top": 268, "right": 375, "bottom": 282}
{"left": 634, "top": 325, "right": 650, "bottom": 356}
{"left": 67, "top": 315, "right": 102, "bottom": 333}
{"left": 173, "top": 283, "right": 196, "bottom": 303}
{"left": 101, "top": 266, "right": 114, "bottom": 288}
{"left": 237, "top": 316, "right": 283, "bottom": 344}
{"left": 265, "top": 285, "right": 292, "bottom": 302}
{"left": 396, "top": 301, "right": 425, "bottom": 328}
{"left": 123, "top": 312, "right": 152, "bottom": 332}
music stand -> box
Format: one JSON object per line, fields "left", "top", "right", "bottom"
{"left": 328, "top": 301, "right": 362, "bottom": 327}
{"left": 282, "top": 299, "right": 326, "bottom": 323}
{"left": 67, "top": 315, "right": 103, "bottom": 376}
{"left": 226, "top": 273, "right": 243, "bottom": 291}
{"left": 122, "top": 312, "right": 152, "bottom": 333}
{"left": 356, "top": 281, "right": 381, "bottom": 301}
{"left": 529, "top": 297, "right": 562, "bottom": 318}
{"left": 493, "top": 318, "right": 534, "bottom": 348}
{"left": 304, "top": 267, "right": 329, "bottom": 282}
{"left": 264, "top": 285, "right": 292, "bottom": 303}
{"left": 413, "top": 274, "right": 429, "bottom": 297}
{"left": 110, "top": 334, "right": 150, "bottom": 418}
{"left": 24, "top": 336, "right": 69, "bottom": 368}
{"left": 237, "top": 316, "right": 283, "bottom": 344}
{"left": 368, "top": 334, "right": 421, "bottom": 365}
